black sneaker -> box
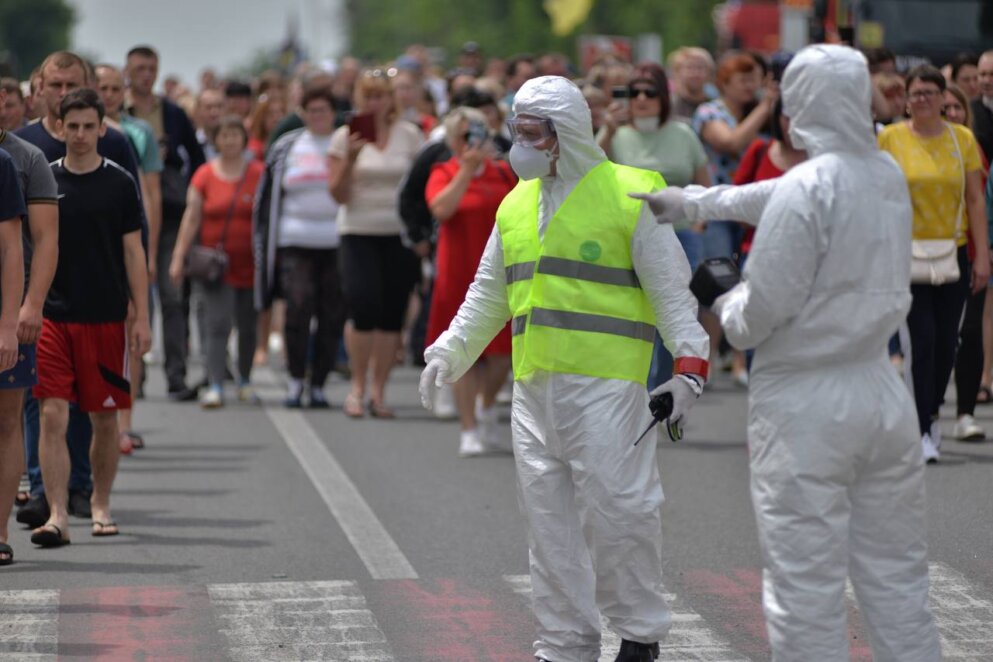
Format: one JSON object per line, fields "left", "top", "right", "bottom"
{"left": 614, "top": 640, "right": 660, "bottom": 662}
{"left": 168, "top": 384, "right": 200, "bottom": 402}
{"left": 308, "top": 389, "right": 331, "bottom": 410}
{"left": 68, "top": 490, "right": 92, "bottom": 518}
{"left": 15, "top": 495, "right": 49, "bottom": 528}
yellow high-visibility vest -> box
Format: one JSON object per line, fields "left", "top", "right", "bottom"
{"left": 497, "top": 161, "right": 663, "bottom": 384}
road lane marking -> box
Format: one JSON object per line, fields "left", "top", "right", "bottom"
{"left": 208, "top": 580, "right": 394, "bottom": 661}
{"left": 0, "top": 589, "right": 58, "bottom": 660}
{"left": 264, "top": 406, "right": 418, "bottom": 580}
{"left": 503, "top": 574, "right": 747, "bottom": 662}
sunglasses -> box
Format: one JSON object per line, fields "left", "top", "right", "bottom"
{"left": 629, "top": 86, "right": 660, "bottom": 99}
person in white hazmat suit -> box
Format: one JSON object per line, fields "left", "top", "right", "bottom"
{"left": 632, "top": 45, "right": 941, "bottom": 661}
{"left": 419, "top": 76, "right": 710, "bottom": 662}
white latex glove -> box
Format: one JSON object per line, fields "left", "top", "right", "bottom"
{"left": 628, "top": 187, "right": 687, "bottom": 225}
{"left": 419, "top": 358, "right": 452, "bottom": 410}
{"left": 649, "top": 374, "right": 702, "bottom": 439}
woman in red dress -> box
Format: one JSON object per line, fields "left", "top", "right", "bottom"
{"left": 426, "top": 106, "right": 515, "bottom": 456}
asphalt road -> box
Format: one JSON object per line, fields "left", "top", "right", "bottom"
{"left": 2, "top": 359, "right": 992, "bottom": 661}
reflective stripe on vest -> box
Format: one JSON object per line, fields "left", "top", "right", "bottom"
{"left": 512, "top": 308, "right": 656, "bottom": 342}
{"left": 496, "top": 161, "right": 665, "bottom": 384}
{"left": 505, "top": 257, "right": 640, "bottom": 288}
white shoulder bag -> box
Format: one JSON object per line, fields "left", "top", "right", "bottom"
{"left": 910, "top": 123, "right": 965, "bottom": 285}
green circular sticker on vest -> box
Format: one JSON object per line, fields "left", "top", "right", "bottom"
{"left": 579, "top": 240, "right": 602, "bottom": 262}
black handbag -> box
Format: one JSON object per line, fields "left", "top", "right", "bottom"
{"left": 185, "top": 172, "right": 246, "bottom": 286}
{"left": 690, "top": 257, "right": 741, "bottom": 307}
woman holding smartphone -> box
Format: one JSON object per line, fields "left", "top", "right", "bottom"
{"left": 328, "top": 70, "right": 424, "bottom": 418}
{"left": 425, "top": 106, "right": 515, "bottom": 456}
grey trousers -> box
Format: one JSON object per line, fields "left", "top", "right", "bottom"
{"left": 157, "top": 218, "right": 189, "bottom": 389}
{"left": 193, "top": 282, "right": 257, "bottom": 387}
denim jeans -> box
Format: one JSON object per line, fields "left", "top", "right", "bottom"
{"left": 701, "top": 220, "right": 742, "bottom": 261}
{"left": 24, "top": 390, "right": 93, "bottom": 497}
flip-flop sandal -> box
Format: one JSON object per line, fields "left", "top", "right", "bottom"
{"left": 15, "top": 491, "right": 29, "bottom": 507}
{"left": 977, "top": 386, "right": 993, "bottom": 404}
{"left": 92, "top": 521, "right": 119, "bottom": 537}
{"left": 0, "top": 542, "right": 12, "bottom": 566}
{"left": 30, "top": 524, "right": 70, "bottom": 548}
{"left": 126, "top": 432, "right": 145, "bottom": 449}
{"left": 343, "top": 394, "right": 365, "bottom": 418}
{"left": 368, "top": 401, "right": 395, "bottom": 419}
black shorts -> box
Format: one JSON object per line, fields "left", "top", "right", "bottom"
{"left": 339, "top": 235, "right": 419, "bottom": 332}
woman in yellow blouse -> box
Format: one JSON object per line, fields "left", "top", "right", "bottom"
{"left": 878, "top": 65, "right": 990, "bottom": 463}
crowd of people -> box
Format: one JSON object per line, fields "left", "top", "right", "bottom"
{"left": 0, "top": 33, "right": 990, "bottom": 659}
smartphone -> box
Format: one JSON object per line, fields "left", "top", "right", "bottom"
{"left": 611, "top": 85, "right": 630, "bottom": 109}
{"left": 466, "top": 120, "right": 488, "bottom": 148}
{"left": 348, "top": 112, "right": 377, "bottom": 143}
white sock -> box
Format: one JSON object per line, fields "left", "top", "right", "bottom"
{"left": 287, "top": 378, "right": 304, "bottom": 399}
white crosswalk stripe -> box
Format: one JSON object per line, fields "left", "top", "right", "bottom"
{"left": 4, "top": 562, "right": 992, "bottom": 660}
{"left": 928, "top": 562, "right": 993, "bottom": 660}
{"left": 0, "top": 590, "right": 59, "bottom": 661}
{"left": 503, "top": 574, "right": 747, "bottom": 662}
{"left": 207, "top": 580, "right": 394, "bottom": 661}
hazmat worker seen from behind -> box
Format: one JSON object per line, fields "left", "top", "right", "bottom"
{"left": 632, "top": 45, "right": 941, "bottom": 661}
{"left": 420, "top": 76, "right": 710, "bottom": 662}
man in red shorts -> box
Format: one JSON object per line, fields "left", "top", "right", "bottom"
{"left": 30, "top": 88, "right": 151, "bottom": 547}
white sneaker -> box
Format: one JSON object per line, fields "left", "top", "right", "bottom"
{"left": 921, "top": 432, "right": 940, "bottom": 464}
{"left": 458, "top": 429, "right": 487, "bottom": 457}
{"left": 200, "top": 387, "right": 223, "bottom": 409}
{"left": 953, "top": 414, "right": 986, "bottom": 441}
{"left": 268, "top": 332, "right": 284, "bottom": 354}
{"left": 475, "top": 400, "right": 512, "bottom": 453}
{"left": 930, "top": 419, "right": 943, "bottom": 450}
{"left": 434, "top": 383, "right": 457, "bottom": 420}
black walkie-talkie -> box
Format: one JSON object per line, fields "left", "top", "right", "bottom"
{"left": 633, "top": 392, "right": 676, "bottom": 445}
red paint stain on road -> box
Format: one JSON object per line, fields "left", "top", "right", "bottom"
{"left": 847, "top": 598, "right": 873, "bottom": 661}
{"left": 369, "top": 578, "right": 534, "bottom": 662}
{"left": 684, "top": 567, "right": 874, "bottom": 659}
{"left": 58, "top": 585, "right": 213, "bottom": 661}
{"left": 683, "top": 567, "right": 769, "bottom": 656}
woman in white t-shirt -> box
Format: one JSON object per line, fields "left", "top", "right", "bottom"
{"left": 328, "top": 70, "right": 424, "bottom": 418}
{"left": 254, "top": 87, "right": 346, "bottom": 408}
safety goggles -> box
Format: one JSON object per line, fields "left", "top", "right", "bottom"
{"left": 506, "top": 117, "right": 556, "bottom": 147}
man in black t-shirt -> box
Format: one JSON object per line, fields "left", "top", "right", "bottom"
{"left": 0, "top": 148, "right": 26, "bottom": 564}
{"left": 14, "top": 50, "right": 147, "bottom": 528}
{"left": 29, "top": 89, "right": 151, "bottom": 548}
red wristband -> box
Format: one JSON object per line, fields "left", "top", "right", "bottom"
{"left": 674, "top": 357, "right": 710, "bottom": 381}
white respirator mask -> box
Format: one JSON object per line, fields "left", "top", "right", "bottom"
{"left": 509, "top": 143, "right": 556, "bottom": 180}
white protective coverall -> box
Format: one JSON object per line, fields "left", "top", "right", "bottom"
{"left": 424, "top": 76, "right": 709, "bottom": 662}
{"left": 666, "top": 45, "right": 941, "bottom": 661}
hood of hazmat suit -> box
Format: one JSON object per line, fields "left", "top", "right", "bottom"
{"left": 689, "top": 45, "right": 941, "bottom": 660}
{"left": 424, "top": 75, "right": 709, "bottom": 661}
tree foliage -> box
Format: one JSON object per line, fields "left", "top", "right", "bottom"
{"left": 0, "top": 0, "right": 75, "bottom": 78}
{"left": 344, "top": 0, "right": 722, "bottom": 68}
